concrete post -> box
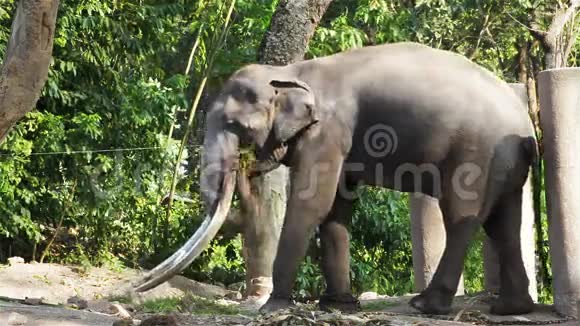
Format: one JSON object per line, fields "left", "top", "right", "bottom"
{"left": 538, "top": 68, "right": 580, "bottom": 317}
{"left": 410, "top": 194, "right": 464, "bottom": 295}
{"left": 482, "top": 83, "right": 538, "bottom": 302}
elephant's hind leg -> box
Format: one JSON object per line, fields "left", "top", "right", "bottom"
{"left": 410, "top": 167, "right": 489, "bottom": 315}
{"left": 409, "top": 210, "right": 481, "bottom": 314}
{"left": 318, "top": 194, "right": 361, "bottom": 313}
{"left": 483, "top": 189, "right": 534, "bottom": 315}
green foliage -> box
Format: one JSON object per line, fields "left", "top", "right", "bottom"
{"left": 0, "top": 0, "right": 197, "bottom": 265}
{"left": 1, "top": 0, "right": 577, "bottom": 303}
{"left": 361, "top": 300, "right": 398, "bottom": 311}
{"left": 140, "top": 296, "right": 184, "bottom": 314}
{"left": 139, "top": 294, "right": 242, "bottom": 315}
{"left": 464, "top": 231, "right": 485, "bottom": 293}
{"left": 188, "top": 235, "right": 246, "bottom": 286}
{"left": 350, "top": 189, "right": 413, "bottom": 296}
{"left": 296, "top": 256, "right": 324, "bottom": 299}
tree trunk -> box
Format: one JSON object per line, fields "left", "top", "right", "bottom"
{"left": 241, "top": 0, "right": 333, "bottom": 300}
{"left": 0, "top": 0, "right": 60, "bottom": 144}
{"left": 258, "top": 0, "right": 333, "bottom": 65}
{"left": 531, "top": 0, "right": 579, "bottom": 69}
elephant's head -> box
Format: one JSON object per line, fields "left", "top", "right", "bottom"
{"left": 201, "top": 65, "right": 318, "bottom": 208}
{"left": 134, "top": 65, "right": 318, "bottom": 292}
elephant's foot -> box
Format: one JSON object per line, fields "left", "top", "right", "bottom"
{"left": 409, "top": 288, "right": 453, "bottom": 315}
{"left": 319, "top": 293, "right": 361, "bottom": 313}
{"left": 490, "top": 294, "right": 534, "bottom": 315}
{"left": 259, "top": 296, "right": 294, "bottom": 314}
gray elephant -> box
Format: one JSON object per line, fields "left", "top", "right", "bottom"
{"left": 135, "top": 42, "right": 536, "bottom": 316}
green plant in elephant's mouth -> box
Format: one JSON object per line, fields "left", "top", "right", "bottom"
{"left": 239, "top": 144, "right": 257, "bottom": 172}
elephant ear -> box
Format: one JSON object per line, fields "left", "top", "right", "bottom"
{"left": 269, "top": 79, "right": 319, "bottom": 143}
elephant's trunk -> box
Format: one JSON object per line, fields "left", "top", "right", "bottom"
{"left": 134, "top": 119, "right": 240, "bottom": 292}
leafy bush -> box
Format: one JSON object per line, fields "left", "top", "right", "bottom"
{"left": 350, "top": 189, "right": 413, "bottom": 296}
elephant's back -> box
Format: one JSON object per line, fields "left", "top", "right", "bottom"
{"left": 316, "top": 42, "right": 532, "bottom": 137}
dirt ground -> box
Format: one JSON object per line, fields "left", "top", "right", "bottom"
{"left": 0, "top": 262, "right": 577, "bottom": 326}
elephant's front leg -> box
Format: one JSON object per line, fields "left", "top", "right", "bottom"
{"left": 260, "top": 145, "right": 345, "bottom": 313}
{"left": 318, "top": 192, "right": 361, "bottom": 313}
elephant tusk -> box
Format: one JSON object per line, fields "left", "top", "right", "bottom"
{"left": 133, "top": 171, "right": 236, "bottom": 292}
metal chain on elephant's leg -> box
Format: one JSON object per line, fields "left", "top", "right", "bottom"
{"left": 248, "top": 277, "right": 274, "bottom": 297}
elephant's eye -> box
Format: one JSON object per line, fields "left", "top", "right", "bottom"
{"left": 225, "top": 119, "right": 242, "bottom": 131}
{"left": 225, "top": 119, "right": 251, "bottom": 138}
{"left": 243, "top": 88, "right": 258, "bottom": 104}
{"left": 233, "top": 87, "right": 257, "bottom": 104}
{"left": 226, "top": 120, "right": 252, "bottom": 146}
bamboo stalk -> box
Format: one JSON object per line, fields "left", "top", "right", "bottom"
{"left": 152, "top": 23, "right": 206, "bottom": 250}
{"left": 163, "top": 0, "right": 237, "bottom": 233}
{"left": 165, "top": 23, "right": 205, "bottom": 147}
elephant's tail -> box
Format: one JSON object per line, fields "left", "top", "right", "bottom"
{"left": 523, "top": 135, "right": 539, "bottom": 168}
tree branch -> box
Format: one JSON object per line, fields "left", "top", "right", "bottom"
{"left": 562, "top": 11, "right": 579, "bottom": 60}
{"left": 468, "top": 10, "right": 491, "bottom": 60}
{"left": 529, "top": 0, "right": 580, "bottom": 68}
{"left": 543, "top": 0, "right": 580, "bottom": 50}
{"left": 506, "top": 11, "right": 546, "bottom": 37}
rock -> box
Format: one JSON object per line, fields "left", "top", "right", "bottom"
{"left": 227, "top": 281, "right": 245, "bottom": 292}
{"left": 224, "top": 291, "right": 242, "bottom": 300}
{"left": 140, "top": 315, "right": 179, "bottom": 326}
{"left": 112, "top": 320, "right": 134, "bottom": 326}
{"left": 23, "top": 297, "right": 43, "bottom": 305}
{"left": 87, "top": 299, "right": 115, "bottom": 313}
{"left": 359, "top": 292, "right": 379, "bottom": 300}
{"left": 359, "top": 291, "right": 390, "bottom": 300}
{"left": 7, "top": 257, "right": 25, "bottom": 266}
{"left": 67, "top": 295, "right": 89, "bottom": 309}
{"left": 215, "top": 298, "right": 240, "bottom": 306}
{"left": 110, "top": 303, "right": 132, "bottom": 319}
{"left": 7, "top": 312, "right": 28, "bottom": 325}
{"left": 139, "top": 275, "right": 236, "bottom": 300}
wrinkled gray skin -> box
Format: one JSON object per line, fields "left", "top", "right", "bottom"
{"left": 201, "top": 42, "right": 536, "bottom": 315}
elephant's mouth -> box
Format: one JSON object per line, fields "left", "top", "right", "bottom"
{"left": 248, "top": 142, "right": 288, "bottom": 176}
{"left": 249, "top": 121, "right": 318, "bottom": 176}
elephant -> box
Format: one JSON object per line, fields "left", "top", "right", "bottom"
{"left": 134, "top": 42, "right": 537, "bottom": 316}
